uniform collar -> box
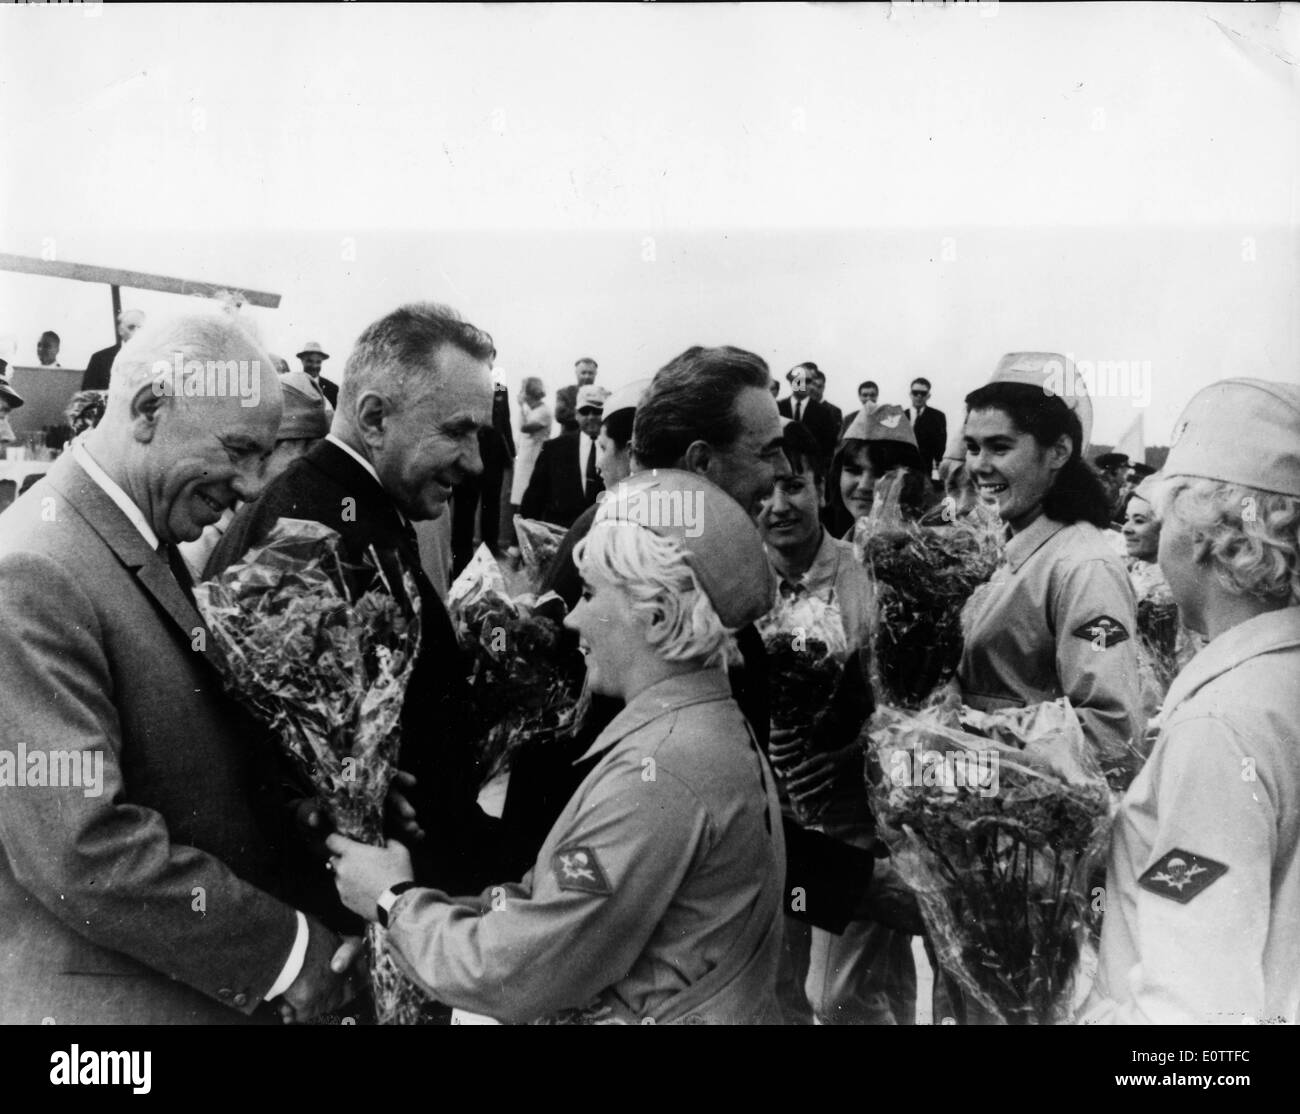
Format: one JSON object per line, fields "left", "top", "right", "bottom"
{"left": 1162, "top": 606, "right": 1300, "bottom": 716}
{"left": 1003, "top": 513, "right": 1066, "bottom": 573}
{"left": 770, "top": 528, "right": 839, "bottom": 595}
{"left": 577, "top": 668, "right": 734, "bottom": 764}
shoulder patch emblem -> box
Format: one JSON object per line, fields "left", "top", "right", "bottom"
{"left": 1138, "top": 848, "right": 1228, "bottom": 904}
{"left": 553, "top": 846, "right": 612, "bottom": 895}
{"left": 1072, "top": 615, "right": 1129, "bottom": 648}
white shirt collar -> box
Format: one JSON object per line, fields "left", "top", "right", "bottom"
{"left": 72, "top": 438, "right": 159, "bottom": 550}
{"left": 325, "top": 433, "right": 410, "bottom": 527}
{"left": 326, "top": 433, "right": 382, "bottom": 486}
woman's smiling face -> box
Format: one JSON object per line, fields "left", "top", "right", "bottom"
{"left": 963, "top": 407, "right": 1068, "bottom": 532}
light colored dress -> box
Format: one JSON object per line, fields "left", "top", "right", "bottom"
{"left": 509, "top": 402, "right": 551, "bottom": 505}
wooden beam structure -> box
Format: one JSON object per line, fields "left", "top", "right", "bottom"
{"left": 0, "top": 253, "right": 281, "bottom": 310}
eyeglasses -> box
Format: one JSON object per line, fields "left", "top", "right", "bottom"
{"left": 911, "top": 388, "right": 929, "bottom": 396}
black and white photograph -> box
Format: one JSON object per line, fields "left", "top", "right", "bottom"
{"left": 0, "top": 0, "right": 1296, "bottom": 1090}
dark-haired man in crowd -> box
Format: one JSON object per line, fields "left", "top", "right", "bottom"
{"left": 778, "top": 362, "right": 840, "bottom": 465}
{"left": 554, "top": 357, "right": 598, "bottom": 435}
{"left": 36, "top": 331, "right": 61, "bottom": 367}
{"left": 905, "top": 377, "right": 947, "bottom": 484}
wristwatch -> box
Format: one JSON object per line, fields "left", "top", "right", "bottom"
{"left": 376, "top": 881, "right": 418, "bottom": 928}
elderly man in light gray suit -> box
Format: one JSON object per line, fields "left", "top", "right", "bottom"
{"left": 0, "top": 308, "right": 360, "bottom": 1024}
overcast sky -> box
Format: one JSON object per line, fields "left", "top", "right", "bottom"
{"left": 2, "top": 1, "right": 1297, "bottom": 447}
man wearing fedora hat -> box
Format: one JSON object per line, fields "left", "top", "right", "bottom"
{"left": 297, "top": 341, "right": 338, "bottom": 408}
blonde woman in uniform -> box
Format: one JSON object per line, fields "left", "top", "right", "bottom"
{"left": 326, "top": 471, "right": 787, "bottom": 1024}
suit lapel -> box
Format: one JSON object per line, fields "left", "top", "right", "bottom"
{"left": 48, "top": 456, "right": 208, "bottom": 652}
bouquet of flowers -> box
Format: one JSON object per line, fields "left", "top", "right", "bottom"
{"left": 194, "top": 517, "right": 431, "bottom": 1024}
{"left": 854, "top": 469, "right": 1004, "bottom": 708}
{"left": 758, "top": 591, "right": 849, "bottom": 823}
{"left": 513, "top": 515, "right": 569, "bottom": 591}
{"left": 867, "top": 697, "right": 1112, "bottom": 1024}
{"left": 447, "top": 545, "right": 585, "bottom": 782}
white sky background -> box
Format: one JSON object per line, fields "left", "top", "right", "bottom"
{"left": 1, "top": 1, "right": 1297, "bottom": 447}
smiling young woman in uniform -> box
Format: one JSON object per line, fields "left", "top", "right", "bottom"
{"left": 954, "top": 353, "right": 1145, "bottom": 778}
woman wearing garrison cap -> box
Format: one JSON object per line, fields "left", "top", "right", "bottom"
{"left": 952, "top": 353, "right": 1145, "bottom": 780}
{"left": 1083, "top": 378, "right": 1300, "bottom": 1025}
{"left": 327, "top": 471, "right": 786, "bottom": 1023}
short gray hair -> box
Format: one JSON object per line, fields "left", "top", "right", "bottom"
{"left": 105, "top": 306, "right": 270, "bottom": 414}
{"left": 339, "top": 302, "right": 495, "bottom": 410}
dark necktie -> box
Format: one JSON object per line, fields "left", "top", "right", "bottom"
{"left": 159, "top": 542, "right": 196, "bottom": 607}
{"left": 585, "top": 438, "right": 598, "bottom": 498}
{"left": 796, "top": 399, "right": 804, "bottom": 422}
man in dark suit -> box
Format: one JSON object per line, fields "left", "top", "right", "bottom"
{"left": 450, "top": 381, "right": 515, "bottom": 573}
{"left": 520, "top": 383, "right": 607, "bottom": 529}
{"left": 553, "top": 357, "right": 598, "bottom": 434}
{"left": 208, "top": 302, "right": 522, "bottom": 893}
{"left": 807, "top": 367, "right": 843, "bottom": 446}
{"left": 0, "top": 309, "right": 357, "bottom": 1024}
{"left": 297, "top": 341, "right": 339, "bottom": 407}
{"left": 905, "top": 377, "right": 948, "bottom": 479}
{"left": 80, "top": 308, "right": 145, "bottom": 391}
{"left": 778, "top": 362, "right": 840, "bottom": 464}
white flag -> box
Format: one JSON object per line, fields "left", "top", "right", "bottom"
{"left": 1114, "top": 413, "right": 1144, "bottom": 464}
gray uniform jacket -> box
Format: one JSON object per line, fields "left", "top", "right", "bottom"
{"left": 957, "top": 514, "right": 1144, "bottom": 765}
{"left": 1084, "top": 606, "right": 1300, "bottom": 1024}
{"left": 386, "top": 668, "right": 787, "bottom": 1024}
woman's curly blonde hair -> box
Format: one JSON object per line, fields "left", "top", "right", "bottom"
{"left": 1153, "top": 477, "right": 1300, "bottom": 605}
{"left": 573, "top": 519, "right": 739, "bottom": 671}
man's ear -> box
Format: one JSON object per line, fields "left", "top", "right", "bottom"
{"left": 354, "top": 392, "right": 388, "bottom": 447}
{"left": 130, "top": 382, "right": 166, "bottom": 444}
{"left": 682, "top": 440, "right": 713, "bottom": 476}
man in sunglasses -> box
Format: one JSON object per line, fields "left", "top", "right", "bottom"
{"left": 905, "top": 377, "right": 947, "bottom": 487}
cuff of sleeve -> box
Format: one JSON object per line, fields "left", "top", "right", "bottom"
{"left": 264, "top": 910, "right": 309, "bottom": 1000}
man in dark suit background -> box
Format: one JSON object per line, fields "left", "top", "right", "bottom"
{"left": 906, "top": 376, "right": 947, "bottom": 480}
{"left": 450, "top": 380, "right": 515, "bottom": 573}
{"left": 80, "top": 308, "right": 145, "bottom": 391}
{"left": 553, "top": 357, "right": 598, "bottom": 434}
{"left": 207, "top": 302, "right": 524, "bottom": 893}
{"left": 806, "top": 366, "right": 843, "bottom": 446}
{"left": 778, "top": 362, "right": 840, "bottom": 464}
{"left": 520, "top": 383, "right": 607, "bottom": 529}
{"left": 0, "top": 308, "right": 357, "bottom": 1024}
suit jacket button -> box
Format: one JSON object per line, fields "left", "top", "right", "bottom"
{"left": 233, "top": 992, "right": 249, "bottom": 1007}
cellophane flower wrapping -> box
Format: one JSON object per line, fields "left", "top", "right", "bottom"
{"left": 854, "top": 470, "right": 1004, "bottom": 709}
{"left": 513, "top": 515, "right": 569, "bottom": 591}
{"left": 867, "top": 697, "right": 1113, "bottom": 1024}
{"left": 192, "top": 517, "right": 431, "bottom": 1025}
{"left": 446, "top": 545, "right": 584, "bottom": 783}
{"left": 757, "top": 592, "right": 847, "bottom": 824}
